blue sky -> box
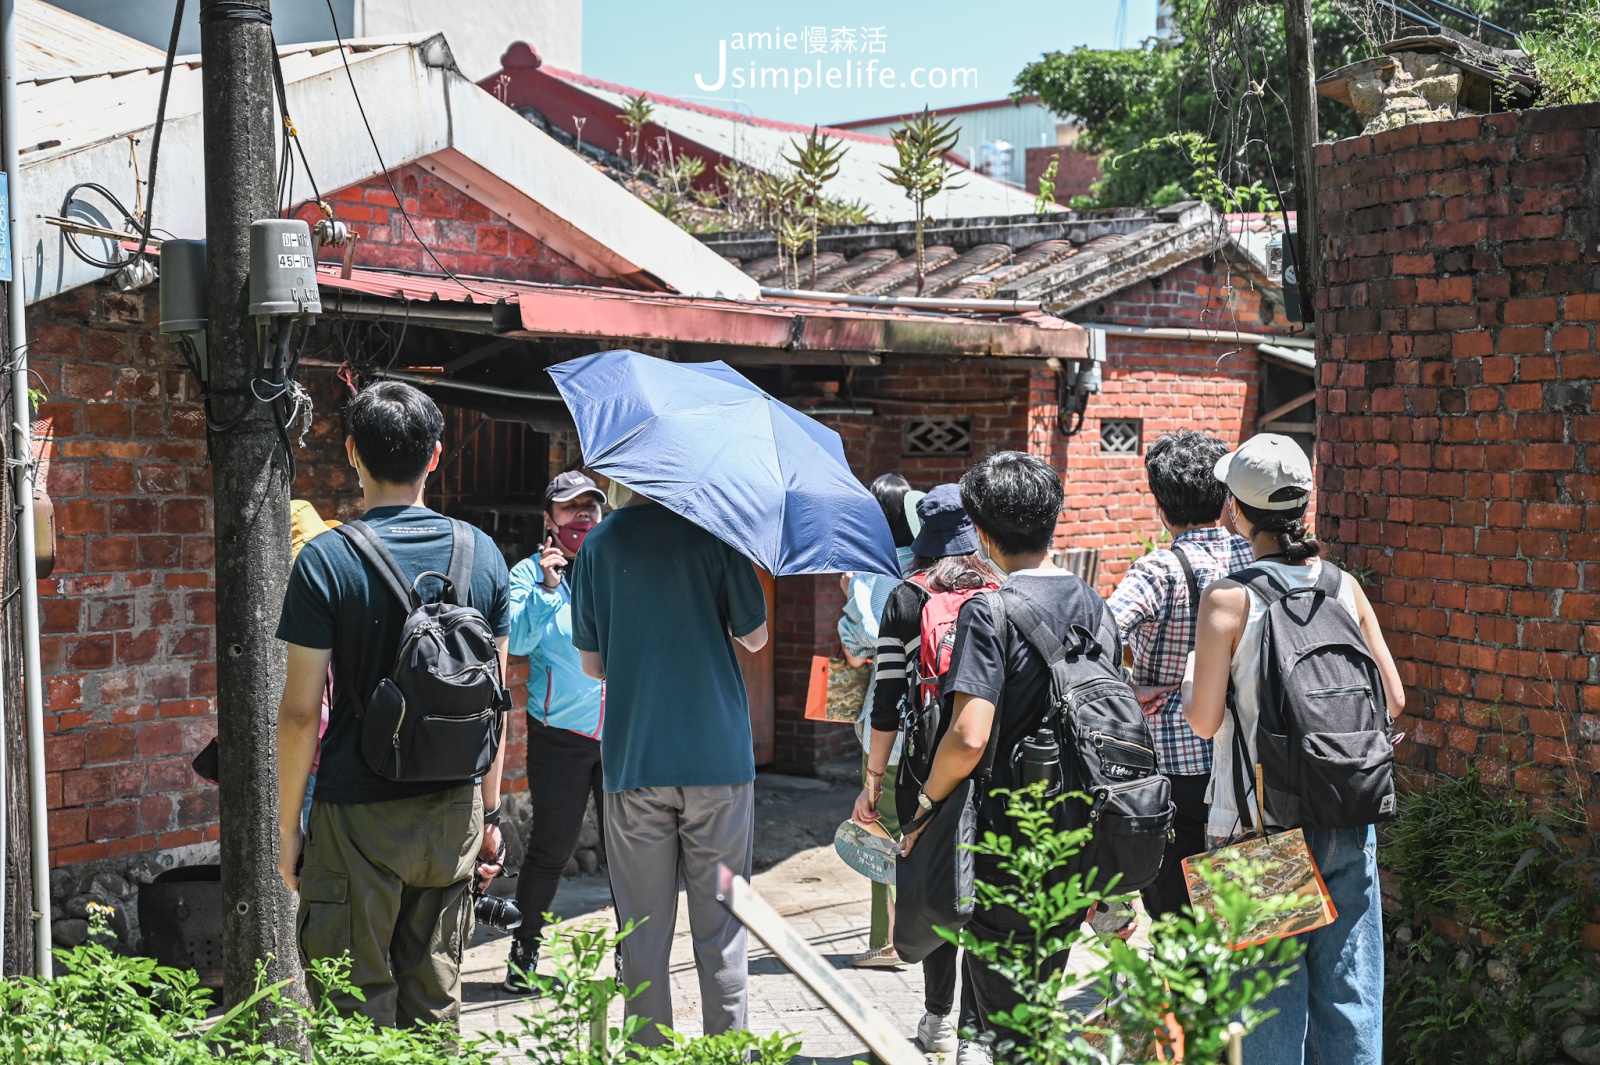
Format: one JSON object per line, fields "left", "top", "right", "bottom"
{"left": 582, "top": 0, "right": 1159, "bottom": 125}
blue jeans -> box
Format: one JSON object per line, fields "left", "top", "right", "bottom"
{"left": 1245, "top": 824, "right": 1384, "bottom": 1065}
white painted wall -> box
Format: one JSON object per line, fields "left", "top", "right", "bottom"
{"left": 354, "top": 0, "right": 581, "bottom": 78}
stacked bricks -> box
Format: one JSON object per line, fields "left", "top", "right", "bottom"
{"left": 1050, "top": 258, "right": 1279, "bottom": 595}
{"left": 1315, "top": 102, "right": 1600, "bottom": 946}
{"left": 299, "top": 164, "right": 610, "bottom": 285}
{"left": 30, "top": 285, "right": 220, "bottom": 865}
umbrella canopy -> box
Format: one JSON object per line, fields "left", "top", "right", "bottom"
{"left": 548, "top": 349, "right": 900, "bottom": 576}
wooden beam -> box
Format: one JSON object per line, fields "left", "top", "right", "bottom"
{"left": 1257, "top": 390, "right": 1315, "bottom": 427}
{"left": 1260, "top": 420, "right": 1316, "bottom": 434}
{"left": 717, "top": 351, "right": 881, "bottom": 367}
{"left": 443, "top": 336, "right": 519, "bottom": 374}
{"left": 716, "top": 867, "right": 925, "bottom": 1065}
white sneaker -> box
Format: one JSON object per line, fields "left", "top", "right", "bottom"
{"left": 956, "top": 1039, "right": 993, "bottom": 1065}
{"left": 917, "top": 1013, "right": 958, "bottom": 1055}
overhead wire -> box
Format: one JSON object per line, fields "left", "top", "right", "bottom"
{"left": 59, "top": 0, "right": 185, "bottom": 270}
{"left": 320, "top": 0, "right": 495, "bottom": 301}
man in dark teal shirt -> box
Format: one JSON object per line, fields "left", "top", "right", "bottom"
{"left": 570, "top": 487, "right": 768, "bottom": 1044}
{"left": 276, "top": 382, "right": 510, "bottom": 1030}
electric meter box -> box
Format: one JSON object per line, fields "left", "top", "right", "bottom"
{"left": 158, "top": 239, "right": 207, "bottom": 334}
{"left": 248, "top": 219, "right": 322, "bottom": 318}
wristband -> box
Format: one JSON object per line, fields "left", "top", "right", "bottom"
{"left": 483, "top": 803, "right": 502, "bottom": 828}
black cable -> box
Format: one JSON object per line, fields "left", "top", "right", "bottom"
{"left": 322, "top": 0, "right": 495, "bottom": 297}
{"left": 131, "top": 0, "right": 186, "bottom": 262}
{"left": 1403, "top": 0, "right": 1521, "bottom": 41}
{"left": 58, "top": 182, "right": 141, "bottom": 269}
{"left": 270, "top": 44, "right": 325, "bottom": 215}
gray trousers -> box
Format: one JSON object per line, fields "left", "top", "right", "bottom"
{"left": 604, "top": 782, "right": 755, "bottom": 1044}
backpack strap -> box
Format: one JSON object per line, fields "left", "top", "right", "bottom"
{"left": 1227, "top": 565, "right": 1293, "bottom": 603}
{"left": 335, "top": 520, "right": 416, "bottom": 611}
{"left": 1172, "top": 544, "right": 1202, "bottom": 619}
{"left": 999, "top": 587, "right": 1104, "bottom": 665}
{"left": 446, "top": 520, "right": 476, "bottom": 608}
{"left": 973, "top": 589, "right": 1010, "bottom": 781}
{"left": 1312, "top": 560, "right": 1343, "bottom": 601}
{"left": 1225, "top": 687, "right": 1259, "bottom": 838}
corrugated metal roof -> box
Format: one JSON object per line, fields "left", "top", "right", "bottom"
{"left": 315, "top": 262, "right": 1088, "bottom": 361}
{"left": 16, "top": 0, "right": 164, "bottom": 78}
{"left": 17, "top": 36, "right": 429, "bottom": 165}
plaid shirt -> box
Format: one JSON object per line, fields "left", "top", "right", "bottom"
{"left": 1107, "top": 527, "right": 1256, "bottom": 776}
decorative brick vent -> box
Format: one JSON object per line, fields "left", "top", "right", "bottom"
{"left": 1100, "top": 418, "right": 1142, "bottom": 455}
{"left": 903, "top": 417, "right": 973, "bottom": 456}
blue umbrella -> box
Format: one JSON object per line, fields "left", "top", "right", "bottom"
{"left": 547, "top": 349, "right": 899, "bottom": 576}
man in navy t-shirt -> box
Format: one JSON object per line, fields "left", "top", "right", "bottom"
{"left": 569, "top": 483, "right": 768, "bottom": 1045}
{"left": 276, "top": 382, "right": 510, "bottom": 1029}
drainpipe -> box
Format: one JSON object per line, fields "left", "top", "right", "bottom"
{"left": 759, "top": 286, "right": 1046, "bottom": 314}
{"left": 2, "top": 0, "right": 55, "bottom": 978}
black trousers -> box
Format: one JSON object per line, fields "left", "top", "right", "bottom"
{"left": 1140, "top": 772, "right": 1210, "bottom": 920}
{"left": 922, "top": 940, "right": 980, "bottom": 1026}
{"left": 513, "top": 717, "right": 605, "bottom": 947}
{"left": 962, "top": 917, "right": 1070, "bottom": 1052}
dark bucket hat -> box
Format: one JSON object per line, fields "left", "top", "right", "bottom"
{"left": 910, "top": 483, "right": 979, "bottom": 558}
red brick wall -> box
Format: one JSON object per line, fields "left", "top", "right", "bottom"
{"left": 1025, "top": 144, "right": 1101, "bottom": 205}
{"left": 31, "top": 286, "right": 219, "bottom": 866}
{"left": 297, "top": 164, "right": 609, "bottom": 286}
{"left": 1052, "top": 259, "right": 1279, "bottom": 595}
{"left": 1315, "top": 103, "right": 1600, "bottom": 942}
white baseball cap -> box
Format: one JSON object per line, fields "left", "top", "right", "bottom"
{"left": 1214, "top": 434, "right": 1313, "bottom": 511}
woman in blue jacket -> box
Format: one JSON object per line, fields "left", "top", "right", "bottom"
{"left": 503, "top": 471, "right": 608, "bottom": 994}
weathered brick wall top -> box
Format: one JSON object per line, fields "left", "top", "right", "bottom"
{"left": 1316, "top": 103, "right": 1600, "bottom": 923}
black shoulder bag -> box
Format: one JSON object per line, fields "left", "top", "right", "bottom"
{"left": 892, "top": 591, "right": 1007, "bottom": 964}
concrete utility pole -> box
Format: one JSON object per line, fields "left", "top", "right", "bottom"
{"left": 197, "top": 0, "right": 298, "bottom": 1008}
{"left": 1283, "top": 0, "right": 1321, "bottom": 321}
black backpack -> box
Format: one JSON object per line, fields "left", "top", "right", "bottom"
{"left": 992, "top": 586, "right": 1175, "bottom": 894}
{"left": 1227, "top": 564, "right": 1395, "bottom": 831}
{"left": 335, "top": 519, "right": 510, "bottom": 783}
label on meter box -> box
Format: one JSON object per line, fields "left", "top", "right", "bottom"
{"left": 277, "top": 254, "right": 313, "bottom": 269}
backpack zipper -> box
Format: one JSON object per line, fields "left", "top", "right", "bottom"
{"left": 1305, "top": 684, "right": 1371, "bottom": 698}
{"left": 390, "top": 695, "right": 407, "bottom": 775}
{"left": 1091, "top": 732, "right": 1156, "bottom": 761}
{"left": 1088, "top": 775, "right": 1163, "bottom": 818}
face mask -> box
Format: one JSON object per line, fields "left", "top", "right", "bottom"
{"left": 605, "top": 479, "right": 632, "bottom": 510}
{"left": 554, "top": 518, "right": 596, "bottom": 554}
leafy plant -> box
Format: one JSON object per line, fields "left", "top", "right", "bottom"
{"left": 1033, "top": 158, "right": 1060, "bottom": 214}
{"left": 782, "top": 126, "right": 849, "bottom": 284}
{"left": 949, "top": 786, "right": 1305, "bottom": 1063}
{"left": 618, "top": 94, "right": 655, "bottom": 172}
{"left": 2, "top": 914, "right": 797, "bottom": 1064}
{"left": 1130, "top": 527, "right": 1171, "bottom": 560}
{"left": 1384, "top": 770, "right": 1599, "bottom": 1063}
{"left": 881, "top": 109, "right": 967, "bottom": 294}
{"left": 1015, "top": 0, "right": 1551, "bottom": 209}
{"left": 1523, "top": 0, "right": 1600, "bottom": 104}
{"left": 1115, "top": 132, "right": 1280, "bottom": 214}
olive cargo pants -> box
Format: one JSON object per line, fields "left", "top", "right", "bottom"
{"left": 297, "top": 784, "right": 482, "bottom": 1028}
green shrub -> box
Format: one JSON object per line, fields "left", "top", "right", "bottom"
{"left": 949, "top": 786, "right": 1307, "bottom": 1064}
{"left": 1384, "top": 769, "right": 1599, "bottom": 1064}
{"left": 1524, "top": 0, "right": 1600, "bottom": 106}
{"left": 0, "top": 914, "right": 800, "bottom": 1064}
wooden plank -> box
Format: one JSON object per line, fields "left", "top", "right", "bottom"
{"left": 1256, "top": 391, "right": 1315, "bottom": 428}
{"left": 715, "top": 867, "right": 926, "bottom": 1065}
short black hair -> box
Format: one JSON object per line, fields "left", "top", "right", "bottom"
{"left": 347, "top": 381, "right": 444, "bottom": 485}
{"left": 959, "top": 451, "right": 1062, "bottom": 556}
{"left": 1145, "top": 430, "right": 1230, "bottom": 528}
{"left": 869, "top": 473, "right": 915, "bottom": 548}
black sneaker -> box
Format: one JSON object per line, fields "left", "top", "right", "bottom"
{"left": 502, "top": 939, "right": 539, "bottom": 995}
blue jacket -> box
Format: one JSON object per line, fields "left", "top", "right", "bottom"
{"left": 508, "top": 556, "right": 603, "bottom": 738}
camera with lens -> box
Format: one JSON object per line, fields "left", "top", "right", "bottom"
{"left": 473, "top": 887, "right": 523, "bottom": 933}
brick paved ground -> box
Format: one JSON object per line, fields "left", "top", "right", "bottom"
{"left": 458, "top": 771, "right": 1145, "bottom": 1062}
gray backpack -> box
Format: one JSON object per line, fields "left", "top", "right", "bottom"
{"left": 1227, "top": 564, "right": 1395, "bottom": 830}
{"left": 336, "top": 520, "right": 509, "bottom": 783}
